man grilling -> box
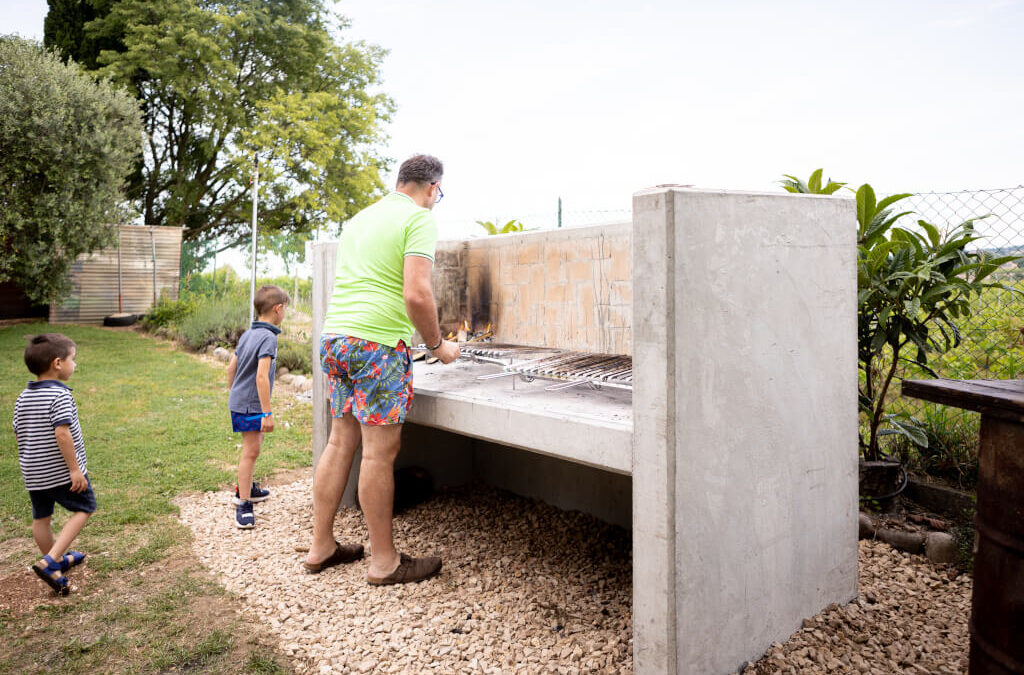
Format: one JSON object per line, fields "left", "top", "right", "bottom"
{"left": 303, "top": 154, "right": 459, "bottom": 584}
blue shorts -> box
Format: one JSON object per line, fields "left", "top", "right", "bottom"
{"left": 320, "top": 334, "right": 414, "bottom": 425}
{"left": 29, "top": 476, "right": 97, "bottom": 520}
{"left": 230, "top": 410, "right": 264, "bottom": 433}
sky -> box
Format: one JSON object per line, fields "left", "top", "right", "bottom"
{"left": 4, "top": 0, "right": 1024, "bottom": 252}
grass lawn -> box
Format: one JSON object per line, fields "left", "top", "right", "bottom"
{"left": 0, "top": 323, "right": 312, "bottom": 673}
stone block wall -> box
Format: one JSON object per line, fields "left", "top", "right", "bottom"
{"left": 460, "top": 223, "right": 632, "bottom": 354}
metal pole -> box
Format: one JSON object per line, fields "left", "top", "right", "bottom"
{"left": 212, "top": 236, "right": 217, "bottom": 296}
{"left": 249, "top": 155, "right": 258, "bottom": 325}
{"left": 558, "top": 196, "right": 562, "bottom": 228}
{"left": 117, "top": 226, "right": 123, "bottom": 312}
{"left": 150, "top": 226, "right": 157, "bottom": 307}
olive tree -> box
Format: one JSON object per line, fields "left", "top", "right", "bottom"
{"left": 0, "top": 36, "right": 142, "bottom": 304}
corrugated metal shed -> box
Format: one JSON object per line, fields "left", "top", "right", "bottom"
{"left": 50, "top": 225, "right": 184, "bottom": 324}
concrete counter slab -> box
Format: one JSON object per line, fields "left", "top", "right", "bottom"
{"left": 407, "top": 359, "right": 633, "bottom": 475}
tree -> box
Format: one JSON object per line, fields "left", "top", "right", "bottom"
{"left": 43, "top": 0, "right": 122, "bottom": 69}
{"left": 261, "top": 232, "right": 307, "bottom": 278}
{"left": 78, "top": 0, "right": 393, "bottom": 249}
{"left": 260, "top": 231, "right": 308, "bottom": 302}
{"left": 0, "top": 36, "right": 143, "bottom": 304}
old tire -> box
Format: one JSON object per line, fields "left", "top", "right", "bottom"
{"left": 103, "top": 313, "right": 138, "bottom": 327}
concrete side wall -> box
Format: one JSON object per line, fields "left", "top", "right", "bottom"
{"left": 311, "top": 242, "right": 337, "bottom": 470}
{"left": 632, "top": 188, "right": 859, "bottom": 675}
{"left": 464, "top": 224, "right": 632, "bottom": 354}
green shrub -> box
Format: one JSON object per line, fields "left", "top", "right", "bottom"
{"left": 140, "top": 295, "right": 197, "bottom": 331}
{"left": 892, "top": 405, "right": 979, "bottom": 489}
{"left": 176, "top": 294, "right": 249, "bottom": 350}
{"left": 277, "top": 338, "right": 312, "bottom": 374}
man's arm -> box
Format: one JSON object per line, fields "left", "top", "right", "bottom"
{"left": 54, "top": 425, "right": 87, "bottom": 493}
{"left": 403, "top": 256, "right": 459, "bottom": 364}
{"left": 256, "top": 355, "right": 275, "bottom": 432}
{"left": 226, "top": 353, "right": 238, "bottom": 389}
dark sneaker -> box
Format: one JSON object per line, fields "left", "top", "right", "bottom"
{"left": 233, "top": 482, "right": 270, "bottom": 505}
{"left": 235, "top": 500, "right": 255, "bottom": 529}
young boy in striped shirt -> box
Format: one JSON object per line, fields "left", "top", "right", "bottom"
{"left": 12, "top": 334, "right": 96, "bottom": 596}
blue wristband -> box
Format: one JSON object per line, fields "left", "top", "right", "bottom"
{"left": 244, "top": 412, "right": 272, "bottom": 421}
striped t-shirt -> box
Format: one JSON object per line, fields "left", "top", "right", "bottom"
{"left": 12, "top": 380, "right": 87, "bottom": 491}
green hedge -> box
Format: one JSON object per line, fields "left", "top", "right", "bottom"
{"left": 176, "top": 294, "right": 249, "bottom": 350}
{"left": 277, "top": 338, "right": 312, "bottom": 374}
{"left": 140, "top": 295, "right": 197, "bottom": 331}
{"left": 140, "top": 277, "right": 313, "bottom": 365}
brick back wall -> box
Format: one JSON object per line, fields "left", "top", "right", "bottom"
{"left": 460, "top": 223, "right": 632, "bottom": 355}
{"left": 433, "top": 241, "right": 468, "bottom": 336}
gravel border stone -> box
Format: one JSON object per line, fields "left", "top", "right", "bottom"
{"left": 742, "top": 540, "right": 970, "bottom": 674}
{"left": 176, "top": 473, "right": 633, "bottom": 674}
{"left": 178, "top": 474, "right": 972, "bottom": 674}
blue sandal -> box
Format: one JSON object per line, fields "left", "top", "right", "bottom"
{"left": 59, "top": 551, "right": 86, "bottom": 571}
{"left": 31, "top": 555, "right": 69, "bottom": 596}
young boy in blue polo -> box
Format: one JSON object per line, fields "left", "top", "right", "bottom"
{"left": 227, "top": 285, "right": 289, "bottom": 528}
{"left": 13, "top": 334, "right": 96, "bottom": 596}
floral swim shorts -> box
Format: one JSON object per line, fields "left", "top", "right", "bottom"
{"left": 320, "top": 334, "right": 414, "bottom": 426}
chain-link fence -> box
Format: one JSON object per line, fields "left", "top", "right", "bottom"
{"left": 896, "top": 186, "right": 1024, "bottom": 383}
{"left": 880, "top": 186, "right": 1024, "bottom": 483}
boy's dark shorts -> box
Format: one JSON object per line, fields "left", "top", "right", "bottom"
{"left": 230, "top": 410, "right": 264, "bottom": 433}
{"left": 29, "top": 476, "right": 97, "bottom": 520}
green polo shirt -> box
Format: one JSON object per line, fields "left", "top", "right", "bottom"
{"left": 323, "top": 192, "right": 438, "bottom": 348}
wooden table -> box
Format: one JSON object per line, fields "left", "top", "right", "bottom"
{"left": 902, "top": 379, "right": 1024, "bottom": 675}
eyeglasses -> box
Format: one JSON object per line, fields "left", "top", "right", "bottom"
{"left": 433, "top": 182, "right": 444, "bottom": 203}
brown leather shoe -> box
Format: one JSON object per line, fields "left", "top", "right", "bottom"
{"left": 366, "top": 553, "right": 442, "bottom": 585}
{"left": 303, "top": 541, "right": 364, "bottom": 574}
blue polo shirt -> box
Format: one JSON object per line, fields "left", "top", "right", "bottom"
{"left": 228, "top": 321, "right": 282, "bottom": 414}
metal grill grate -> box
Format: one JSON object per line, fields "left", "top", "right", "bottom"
{"left": 479, "top": 351, "right": 632, "bottom": 391}
{"left": 460, "top": 343, "right": 559, "bottom": 361}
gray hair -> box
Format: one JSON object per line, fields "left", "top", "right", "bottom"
{"left": 397, "top": 154, "right": 443, "bottom": 185}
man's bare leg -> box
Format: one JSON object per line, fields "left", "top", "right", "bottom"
{"left": 306, "top": 414, "right": 361, "bottom": 566}
{"left": 359, "top": 422, "right": 403, "bottom": 578}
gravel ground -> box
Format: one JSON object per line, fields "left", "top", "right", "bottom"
{"left": 176, "top": 474, "right": 633, "bottom": 674}
{"left": 178, "top": 475, "right": 971, "bottom": 675}
{"left": 743, "top": 540, "right": 971, "bottom": 674}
